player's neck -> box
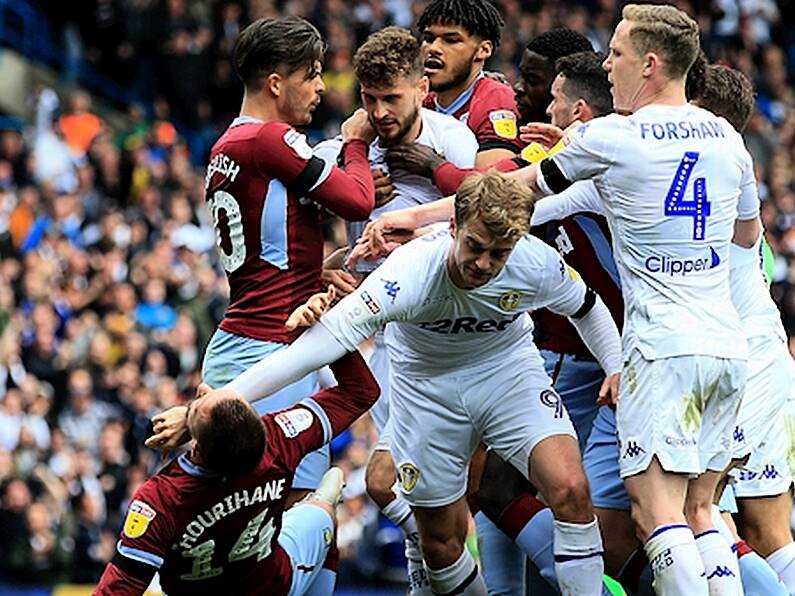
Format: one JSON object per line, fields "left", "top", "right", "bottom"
{"left": 434, "top": 68, "right": 482, "bottom": 109}
{"left": 631, "top": 78, "right": 688, "bottom": 112}
{"left": 239, "top": 94, "right": 283, "bottom": 124}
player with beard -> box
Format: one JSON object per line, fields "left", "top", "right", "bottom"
{"left": 202, "top": 17, "right": 375, "bottom": 510}
{"left": 312, "top": 27, "right": 477, "bottom": 595}
{"left": 417, "top": 0, "right": 522, "bottom": 167}
{"left": 386, "top": 29, "right": 594, "bottom": 197}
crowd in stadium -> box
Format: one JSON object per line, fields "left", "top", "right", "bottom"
{"left": 0, "top": 0, "right": 794, "bottom": 594}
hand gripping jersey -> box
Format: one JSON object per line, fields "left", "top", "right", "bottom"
{"left": 313, "top": 108, "right": 478, "bottom": 273}
{"left": 424, "top": 74, "right": 523, "bottom": 153}
{"left": 205, "top": 117, "right": 374, "bottom": 344}
{"left": 319, "top": 228, "right": 594, "bottom": 377}
{"left": 95, "top": 352, "right": 378, "bottom": 596}
{"left": 541, "top": 105, "right": 755, "bottom": 360}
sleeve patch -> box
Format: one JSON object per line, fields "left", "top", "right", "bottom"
{"left": 282, "top": 129, "right": 313, "bottom": 160}
{"left": 520, "top": 142, "right": 550, "bottom": 164}
{"left": 345, "top": 291, "right": 383, "bottom": 325}
{"left": 567, "top": 266, "right": 582, "bottom": 281}
{"left": 489, "top": 110, "right": 518, "bottom": 139}
{"left": 123, "top": 500, "right": 157, "bottom": 538}
{"left": 274, "top": 408, "right": 314, "bottom": 438}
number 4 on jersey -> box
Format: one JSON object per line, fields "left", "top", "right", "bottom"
{"left": 664, "top": 152, "right": 711, "bottom": 241}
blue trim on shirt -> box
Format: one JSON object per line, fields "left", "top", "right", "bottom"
{"left": 231, "top": 116, "right": 264, "bottom": 127}
{"left": 260, "top": 179, "right": 289, "bottom": 270}
{"left": 301, "top": 397, "right": 332, "bottom": 443}
{"left": 434, "top": 73, "right": 483, "bottom": 116}
{"left": 117, "top": 541, "right": 164, "bottom": 569}
{"left": 177, "top": 453, "right": 219, "bottom": 478}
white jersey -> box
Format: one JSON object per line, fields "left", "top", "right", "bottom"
{"left": 314, "top": 108, "right": 477, "bottom": 273}
{"left": 544, "top": 104, "right": 755, "bottom": 360}
{"left": 730, "top": 237, "right": 787, "bottom": 343}
{"left": 319, "top": 227, "right": 591, "bottom": 376}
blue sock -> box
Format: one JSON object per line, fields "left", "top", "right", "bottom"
{"left": 474, "top": 511, "right": 526, "bottom": 595}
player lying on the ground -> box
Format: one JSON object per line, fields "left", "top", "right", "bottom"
{"left": 96, "top": 307, "right": 379, "bottom": 596}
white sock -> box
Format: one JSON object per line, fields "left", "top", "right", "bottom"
{"left": 710, "top": 505, "right": 736, "bottom": 544}
{"left": 767, "top": 542, "right": 795, "bottom": 594}
{"left": 553, "top": 517, "right": 604, "bottom": 596}
{"left": 381, "top": 498, "right": 430, "bottom": 594}
{"left": 426, "top": 548, "right": 487, "bottom": 595}
{"left": 645, "top": 524, "right": 708, "bottom": 595}
{"left": 695, "top": 529, "right": 742, "bottom": 595}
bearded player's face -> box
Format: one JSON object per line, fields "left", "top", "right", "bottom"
{"left": 280, "top": 60, "right": 325, "bottom": 125}
{"left": 360, "top": 76, "right": 428, "bottom": 146}
{"left": 421, "top": 24, "right": 485, "bottom": 93}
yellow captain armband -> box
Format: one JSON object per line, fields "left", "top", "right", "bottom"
{"left": 548, "top": 139, "right": 566, "bottom": 156}
{"left": 520, "top": 142, "right": 550, "bottom": 164}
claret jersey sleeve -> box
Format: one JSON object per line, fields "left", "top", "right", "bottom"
{"left": 254, "top": 122, "right": 374, "bottom": 220}
{"left": 264, "top": 350, "right": 379, "bottom": 471}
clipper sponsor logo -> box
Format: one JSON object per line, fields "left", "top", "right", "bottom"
{"left": 644, "top": 247, "right": 720, "bottom": 276}
{"left": 664, "top": 436, "right": 697, "bottom": 447}
{"left": 418, "top": 312, "right": 522, "bottom": 334}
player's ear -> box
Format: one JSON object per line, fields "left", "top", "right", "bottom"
{"left": 642, "top": 52, "right": 657, "bottom": 78}
{"left": 266, "top": 72, "right": 283, "bottom": 97}
{"left": 475, "top": 39, "right": 493, "bottom": 64}
{"left": 418, "top": 75, "right": 430, "bottom": 97}
{"left": 572, "top": 99, "right": 590, "bottom": 121}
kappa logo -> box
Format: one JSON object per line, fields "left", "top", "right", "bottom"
{"left": 622, "top": 441, "right": 646, "bottom": 459}
{"left": 498, "top": 290, "right": 523, "bottom": 311}
{"left": 381, "top": 279, "right": 400, "bottom": 303}
{"left": 707, "top": 566, "right": 736, "bottom": 579}
{"left": 399, "top": 463, "right": 420, "bottom": 493}
{"left": 123, "top": 500, "right": 157, "bottom": 538}
{"left": 488, "top": 110, "right": 517, "bottom": 139}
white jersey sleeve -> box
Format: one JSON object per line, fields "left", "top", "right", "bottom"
{"left": 536, "top": 115, "right": 627, "bottom": 193}
{"left": 737, "top": 149, "right": 760, "bottom": 220}
{"left": 319, "top": 243, "right": 427, "bottom": 350}
{"left": 440, "top": 124, "right": 478, "bottom": 168}
{"left": 533, "top": 247, "right": 590, "bottom": 317}
{"left": 531, "top": 180, "right": 605, "bottom": 225}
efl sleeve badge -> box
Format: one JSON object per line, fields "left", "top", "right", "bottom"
{"left": 123, "top": 500, "right": 157, "bottom": 538}
{"left": 488, "top": 110, "right": 518, "bottom": 139}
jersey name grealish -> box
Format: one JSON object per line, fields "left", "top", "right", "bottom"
{"left": 319, "top": 228, "right": 590, "bottom": 375}
{"left": 548, "top": 104, "right": 752, "bottom": 361}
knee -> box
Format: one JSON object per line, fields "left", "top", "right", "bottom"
{"left": 545, "top": 475, "right": 592, "bottom": 521}
{"left": 420, "top": 532, "right": 465, "bottom": 569}
{"left": 366, "top": 452, "right": 396, "bottom": 508}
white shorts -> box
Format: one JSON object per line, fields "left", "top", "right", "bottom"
{"left": 731, "top": 336, "right": 791, "bottom": 460}
{"left": 732, "top": 396, "right": 795, "bottom": 498}
{"left": 389, "top": 356, "right": 576, "bottom": 508}
{"left": 616, "top": 349, "right": 746, "bottom": 478}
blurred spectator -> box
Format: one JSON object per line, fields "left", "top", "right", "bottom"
{"left": 58, "top": 90, "right": 103, "bottom": 156}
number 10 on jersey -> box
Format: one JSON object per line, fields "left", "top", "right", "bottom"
{"left": 664, "top": 152, "right": 710, "bottom": 241}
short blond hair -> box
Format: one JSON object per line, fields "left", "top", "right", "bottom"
{"left": 454, "top": 172, "right": 534, "bottom": 243}
{"left": 622, "top": 4, "right": 699, "bottom": 79}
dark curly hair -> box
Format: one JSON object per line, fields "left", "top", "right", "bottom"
{"left": 526, "top": 28, "right": 593, "bottom": 63}
{"left": 417, "top": 0, "right": 504, "bottom": 48}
